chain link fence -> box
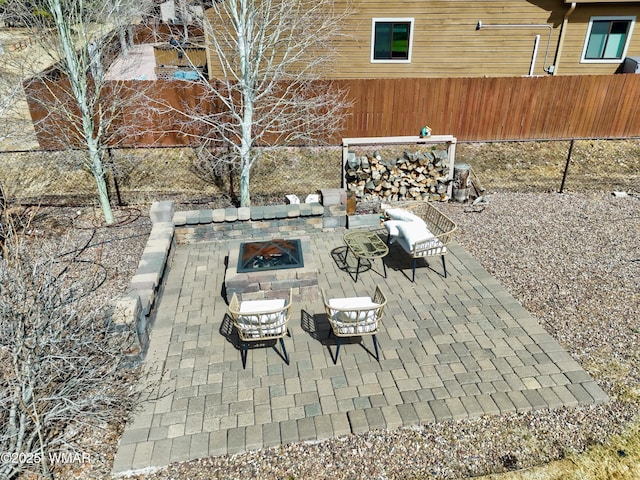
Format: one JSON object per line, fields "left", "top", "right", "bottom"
{"left": 456, "top": 139, "right": 640, "bottom": 195}
{"left": 0, "top": 139, "right": 638, "bottom": 210}
{"left": 0, "top": 146, "right": 343, "bottom": 208}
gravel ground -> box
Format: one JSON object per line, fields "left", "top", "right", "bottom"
{"left": 17, "top": 191, "right": 639, "bottom": 479}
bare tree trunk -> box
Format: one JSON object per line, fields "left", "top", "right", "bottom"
{"left": 239, "top": 160, "right": 251, "bottom": 207}
{"left": 237, "top": 0, "right": 252, "bottom": 206}
{"left": 239, "top": 88, "right": 253, "bottom": 207}
{"left": 87, "top": 139, "right": 114, "bottom": 224}
{"left": 120, "top": 29, "right": 129, "bottom": 55}
{"left": 178, "top": 0, "right": 189, "bottom": 39}
{"left": 50, "top": 0, "right": 116, "bottom": 224}
{"left": 91, "top": 165, "right": 114, "bottom": 225}
{"left": 0, "top": 182, "right": 5, "bottom": 223}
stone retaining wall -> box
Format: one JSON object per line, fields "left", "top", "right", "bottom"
{"left": 174, "top": 202, "right": 346, "bottom": 243}
{"left": 112, "top": 201, "right": 176, "bottom": 362}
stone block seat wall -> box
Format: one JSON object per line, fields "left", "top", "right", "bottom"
{"left": 174, "top": 201, "right": 349, "bottom": 303}
{"left": 173, "top": 202, "right": 345, "bottom": 243}
{"left": 112, "top": 200, "right": 176, "bottom": 363}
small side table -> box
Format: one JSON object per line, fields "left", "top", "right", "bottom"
{"left": 343, "top": 230, "right": 389, "bottom": 282}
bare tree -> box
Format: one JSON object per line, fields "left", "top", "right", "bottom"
{"left": 1, "top": 0, "right": 154, "bottom": 224}
{"left": 160, "top": 0, "right": 352, "bottom": 207}
{"left": 0, "top": 224, "right": 145, "bottom": 480}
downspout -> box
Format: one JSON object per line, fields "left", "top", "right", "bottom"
{"left": 552, "top": 2, "right": 577, "bottom": 75}
{"left": 530, "top": 34, "right": 540, "bottom": 76}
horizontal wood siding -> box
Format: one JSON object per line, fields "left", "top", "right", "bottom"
{"left": 203, "top": 0, "right": 565, "bottom": 79}
{"left": 153, "top": 46, "right": 208, "bottom": 67}
{"left": 133, "top": 24, "right": 205, "bottom": 45}
{"left": 341, "top": 75, "right": 640, "bottom": 141}
{"left": 203, "top": 1, "right": 640, "bottom": 78}
{"left": 321, "top": 0, "right": 563, "bottom": 78}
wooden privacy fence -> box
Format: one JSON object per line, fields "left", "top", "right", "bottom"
{"left": 25, "top": 74, "right": 640, "bottom": 148}
{"left": 340, "top": 75, "right": 640, "bottom": 141}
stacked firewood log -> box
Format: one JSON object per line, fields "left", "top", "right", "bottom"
{"left": 345, "top": 149, "right": 451, "bottom": 202}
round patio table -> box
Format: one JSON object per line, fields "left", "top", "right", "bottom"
{"left": 343, "top": 230, "right": 389, "bottom": 282}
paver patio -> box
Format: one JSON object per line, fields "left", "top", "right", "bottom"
{"left": 112, "top": 228, "right": 608, "bottom": 475}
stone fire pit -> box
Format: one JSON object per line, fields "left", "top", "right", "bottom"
{"left": 224, "top": 236, "right": 318, "bottom": 302}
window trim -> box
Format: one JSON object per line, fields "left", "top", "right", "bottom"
{"left": 580, "top": 16, "right": 635, "bottom": 64}
{"left": 370, "top": 18, "right": 415, "bottom": 64}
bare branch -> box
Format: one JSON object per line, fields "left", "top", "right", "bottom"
{"left": 0, "top": 228, "right": 146, "bottom": 479}
{"left": 144, "top": 0, "right": 352, "bottom": 206}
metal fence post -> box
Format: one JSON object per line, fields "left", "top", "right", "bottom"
{"left": 559, "top": 139, "right": 574, "bottom": 194}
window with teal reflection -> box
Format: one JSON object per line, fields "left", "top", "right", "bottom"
{"left": 584, "top": 18, "right": 632, "bottom": 60}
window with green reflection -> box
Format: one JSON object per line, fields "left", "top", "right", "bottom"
{"left": 373, "top": 20, "right": 412, "bottom": 61}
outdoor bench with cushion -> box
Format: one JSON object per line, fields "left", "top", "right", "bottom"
{"left": 383, "top": 202, "right": 457, "bottom": 281}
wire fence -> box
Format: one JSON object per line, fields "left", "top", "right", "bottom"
{"left": 456, "top": 139, "right": 640, "bottom": 195}
{"left": 0, "top": 139, "right": 638, "bottom": 210}
{"left": 0, "top": 146, "right": 343, "bottom": 209}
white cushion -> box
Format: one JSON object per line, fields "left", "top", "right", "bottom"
{"left": 329, "top": 297, "right": 376, "bottom": 310}
{"left": 385, "top": 208, "right": 417, "bottom": 222}
{"left": 239, "top": 299, "right": 285, "bottom": 314}
{"left": 398, "top": 233, "right": 445, "bottom": 256}
{"left": 328, "top": 297, "right": 380, "bottom": 334}
{"left": 383, "top": 219, "right": 404, "bottom": 239}
{"left": 396, "top": 222, "right": 434, "bottom": 248}
{"left": 237, "top": 299, "right": 287, "bottom": 337}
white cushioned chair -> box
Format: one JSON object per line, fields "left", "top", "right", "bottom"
{"left": 228, "top": 289, "right": 292, "bottom": 368}
{"left": 321, "top": 286, "right": 387, "bottom": 364}
{"left": 383, "top": 203, "right": 457, "bottom": 282}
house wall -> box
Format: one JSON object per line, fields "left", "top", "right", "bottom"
{"left": 203, "top": 0, "right": 565, "bottom": 79}
{"left": 330, "top": 0, "right": 562, "bottom": 78}
{"left": 555, "top": 4, "right": 640, "bottom": 75}
{"left": 203, "top": 0, "right": 640, "bottom": 79}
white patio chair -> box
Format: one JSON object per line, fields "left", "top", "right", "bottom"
{"left": 321, "top": 286, "right": 387, "bottom": 364}
{"left": 228, "top": 289, "right": 292, "bottom": 368}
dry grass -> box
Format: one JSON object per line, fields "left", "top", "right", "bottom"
{"left": 479, "top": 421, "right": 640, "bottom": 480}
{"left": 456, "top": 140, "right": 640, "bottom": 193}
